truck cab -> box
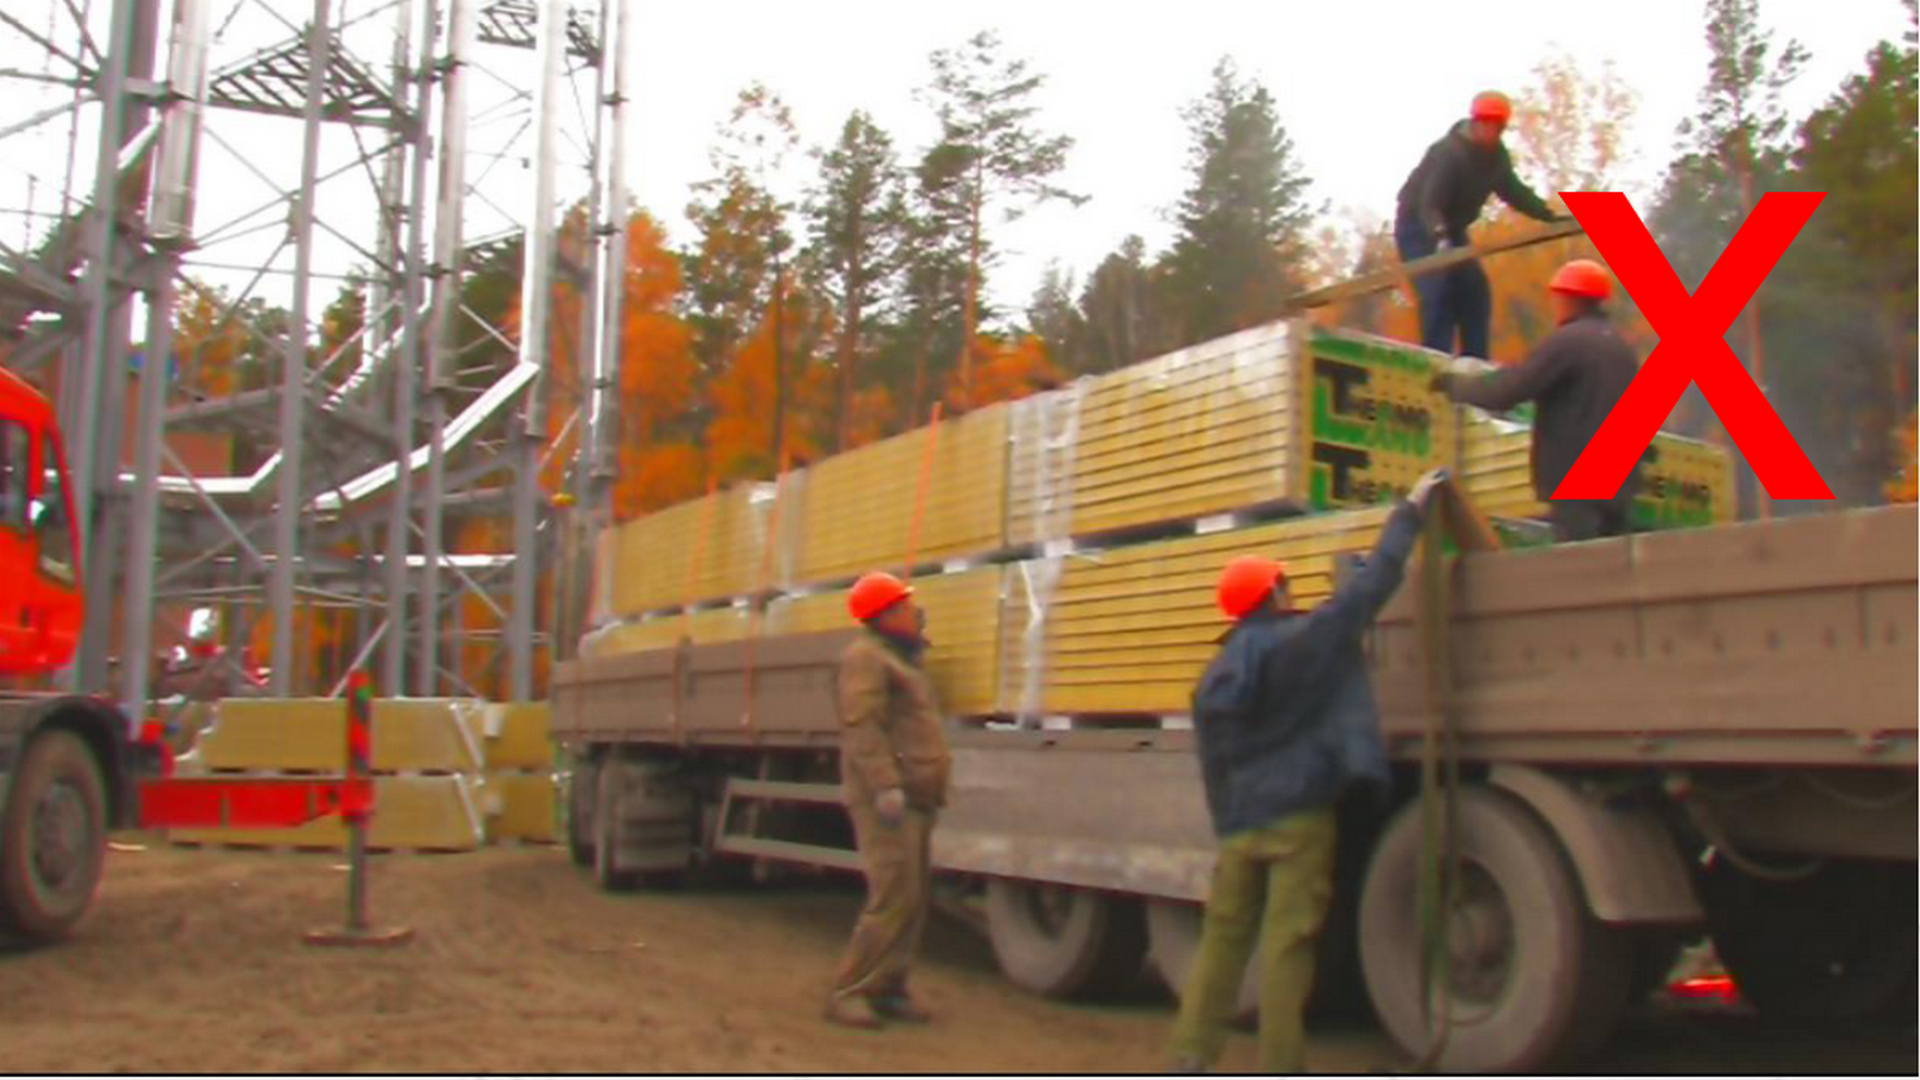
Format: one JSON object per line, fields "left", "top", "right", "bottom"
{"left": 0, "top": 365, "right": 82, "bottom": 678}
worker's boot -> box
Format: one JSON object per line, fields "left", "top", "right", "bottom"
{"left": 822, "top": 991, "right": 885, "bottom": 1030}
{"left": 872, "top": 991, "right": 933, "bottom": 1024}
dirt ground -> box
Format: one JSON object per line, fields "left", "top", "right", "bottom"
{"left": 0, "top": 844, "right": 1911, "bottom": 1075}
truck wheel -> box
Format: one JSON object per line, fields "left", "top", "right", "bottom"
{"left": 594, "top": 756, "right": 692, "bottom": 892}
{"left": 1145, "top": 900, "right": 1260, "bottom": 1022}
{"left": 0, "top": 730, "right": 108, "bottom": 943}
{"left": 985, "top": 879, "right": 1147, "bottom": 999}
{"left": 1358, "top": 788, "right": 1632, "bottom": 1073}
{"left": 1702, "top": 857, "right": 1916, "bottom": 1022}
{"left": 566, "top": 757, "right": 599, "bottom": 868}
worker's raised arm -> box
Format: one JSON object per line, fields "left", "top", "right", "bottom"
{"left": 1297, "top": 495, "right": 1427, "bottom": 647}
{"left": 1493, "top": 146, "right": 1557, "bottom": 223}
{"left": 837, "top": 643, "right": 903, "bottom": 793}
{"left": 1436, "top": 333, "right": 1572, "bottom": 414}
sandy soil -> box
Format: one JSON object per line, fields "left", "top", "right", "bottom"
{"left": 0, "top": 845, "right": 1909, "bottom": 1074}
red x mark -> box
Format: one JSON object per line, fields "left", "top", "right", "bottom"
{"left": 1553, "top": 191, "right": 1833, "bottom": 501}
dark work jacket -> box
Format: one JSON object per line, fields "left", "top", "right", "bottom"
{"left": 1448, "top": 309, "right": 1644, "bottom": 503}
{"left": 1190, "top": 501, "right": 1423, "bottom": 839}
{"left": 1396, "top": 121, "right": 1555, "bottom": 240}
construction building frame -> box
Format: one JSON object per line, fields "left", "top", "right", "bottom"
{"left": 0, "top": 0, "right": 631, "bottom": 716}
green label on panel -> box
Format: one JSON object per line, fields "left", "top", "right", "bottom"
{"left": 1305, "top": 328, "right": 1446, "bottom": 510}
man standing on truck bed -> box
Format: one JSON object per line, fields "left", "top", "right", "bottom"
{"left": 1396, "top": 91, "right": 1563, "bottom": 359}
{"left": 1168, "top": 467, "right": 1447, "bottom": 1074}
{"left": 1429, "top": 258, "right": 1643, "bottom": 542}
{"left": 824, "top": 571, "right": 952, "bottom": 1030}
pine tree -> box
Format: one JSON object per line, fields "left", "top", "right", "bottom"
{"left": 805, "top": 111, "right": 909, "bottom": 451}
{"left": 1163, "top": 58, "right": 1315, "bottom": 345}
{"left": 917, "top": 30, "right": 1084, "bottom": 397}
{"left": 1024, "top": 261, "right": 1085, "bottom": 374}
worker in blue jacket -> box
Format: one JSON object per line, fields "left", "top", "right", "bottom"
{"left": 1396, "top": 91, "right": 1563, "bottom": 360}
{"left": 1167, "top": 467, "right": 1446, "bottom": 1074}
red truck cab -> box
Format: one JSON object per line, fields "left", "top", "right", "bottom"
{"left": 0, "top": 364, "right": 82, "bottom": 677}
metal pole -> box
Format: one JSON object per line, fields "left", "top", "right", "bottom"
{"left": 122, "top": 0, "right": 211, "bottom": 725}
{"left": 271, "top": 0, "right": 335, "bottom": 694}
{"left": 380, "top": 0, "right": 430, "bottom": 692}
{"left": 419, "top": 0, "right": 472, "bottom": 696}
{"left": 67, "top": 0, "right": 162, "bottom": 692}
{"left": 508, "top": 0, "right": 565, "bottom": 701}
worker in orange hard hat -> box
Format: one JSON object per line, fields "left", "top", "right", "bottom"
{"left": 1169, "top": 468, "right": 1448, "bottom": 1074}
{"left": 1430, "top": 258, "right": 1644, "bottom": 541}
{"left": 825, "top": 571, "right": 951, "bottom": 1030}
{"left": 1395, "top": 90, "right": 1566, "bottom": 360}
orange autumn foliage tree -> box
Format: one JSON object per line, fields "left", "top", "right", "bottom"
{"left": 504, "top": 209, "right": 702, "bottom": 518}
{"left": 173, "top": 281, "right": 245, "bottom": 398}
{"left": 705, "top": 280, "right": 835, "bottom": 481}
{"left": 942, "top": 334, "right": 1062, "bottom": 412}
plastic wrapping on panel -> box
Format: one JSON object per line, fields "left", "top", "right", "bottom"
{"left": 1006, "top": 383, "right": 1084, "bottom": 547}
{"left": 1059, "top": 322, "right": 1296, "bottom": 537}
{"left": 1027, "top": 507, "right": 1396, "bottom": 715}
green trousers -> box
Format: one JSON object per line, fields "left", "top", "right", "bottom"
{"left": 1168, "top": 808, "right": 1337, "bottom": 1072}
{"left": 833, "top": 802, "right": 935, "bottom": 999}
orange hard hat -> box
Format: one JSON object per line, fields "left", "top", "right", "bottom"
{"left": 848, "top": 571, "right": 913, "bottom": 622}
{"left": 1217, "top": 556, "right": 1287, "bottom": 620}
{"left": 1470, "top": 91, "right": 1512, "bottom": 124}
{"left": 1550, "top": 258, "right": 1612, "bottom": 300}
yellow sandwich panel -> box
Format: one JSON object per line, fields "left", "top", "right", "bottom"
{"left": 482, "top": 703, "right": 554, "bottom": 771}
{"left": 191, "top": 698, "right": 486, "bottom": 774}
{"left": 167, "top": 775, "right": 486, "bottom": 851}
{"left": 485, "top": 773, "right": 557, "bottom": 843}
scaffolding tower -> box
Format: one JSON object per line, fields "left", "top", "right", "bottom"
{"left": 0, "top": 0, "right": 631, "bottom": 716}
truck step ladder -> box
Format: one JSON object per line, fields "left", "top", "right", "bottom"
{"left": 713, "top": 777, "right": 862, "bottom": 871}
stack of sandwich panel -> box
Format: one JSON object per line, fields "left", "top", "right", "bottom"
{"left": 584, "top": 605, "right": 753, "bottom": 656}
{"left": 481, "top": 703, "right": 557, "bottom": 844}
{"left": 169, "top": 698, "right": 490, "bottom": 851}
{"left": 1007, "top": 323, "right": 1300, "bottom": 545}
{"left": 1462, "top": 416, "right": 1737, "bottom": 527}
{"left": 795, "top": 404, "right": 1010, "bottom": 582}
{"left": 607, "top": 481, "right": 790, "bottom": 617}
{"left": 1002, "top": 506, "right": 1397, "bottom": 715}
{"left": 1295, "top": 325, "right": 1462, "bottom": 510}
{"left": 768, "top": 566, "right": 1005, "bottom": 717}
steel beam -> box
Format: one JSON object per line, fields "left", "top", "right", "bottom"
{"left": 270, "top": 0, "right": 335, "bottom": 694}
{"left": 507, "top": 0, "right": 564, "bottom": 701}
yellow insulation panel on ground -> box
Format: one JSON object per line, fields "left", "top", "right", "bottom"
{"left": 1009, "top": 507, "right": 1398, "bottom": 715}
{"left": 168, "top": 775, "right": 486, "bottom": 851}
{"left": 768, "top": 567, "right": 1004, "bottom": 716}
{"left": 609, "top": 482, "right": 790, "bottom": 616}
{"left": 484, "top": 773, "right": 557, "bottom": 843}
{"left": 796, "top": 405, "right": 1009, "bottom": 582}
{"left": 190, "top": 698, "right": 486, "bottom": 774}
{"left": 482, "top": 703, "right": 553, "bottom": 771}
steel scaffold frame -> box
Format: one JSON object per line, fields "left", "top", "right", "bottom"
{"left": 0, "top": 0, "right": 631, "bottom": 714}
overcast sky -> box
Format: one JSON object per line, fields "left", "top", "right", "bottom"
{"left": 633, "top": 0, "right": 1912, "bottom": 314}
{"left": 2, "top": 0, "right": 1912, "bottom": 321}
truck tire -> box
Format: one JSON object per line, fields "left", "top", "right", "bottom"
{"left": 1702, "top": 857, "right": 1916, "bottom": 1022}
{"left": 0, "top": 730, "right": 109, "bottom": 943}
{"left": 984, "top": 879, "right": 1147, "bottom": 1000}
{"left": 1358, "top": 788, "right": 1632, "bottom": 1073}
{"left": 566, "top": 756, "right": 599, "bottom": 868}
{"left": 1145, "top": 900, "right": 1260, "bottom": 1022}
{"left": 593, "top": 755, "right": 693, "bottom": 892}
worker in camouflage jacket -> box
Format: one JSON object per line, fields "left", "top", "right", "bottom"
{"left": 825, "top": 571, "right": 953, "bottom": 1030}
{"left": 1430, "top": 258, "right": 1644, "bottom": 542}
{"left": 1168, "top": 468, "right": 1445, "bottom": 1074}
{"left": 1396, "top": 91, "right": 1563, "bottom": 360}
